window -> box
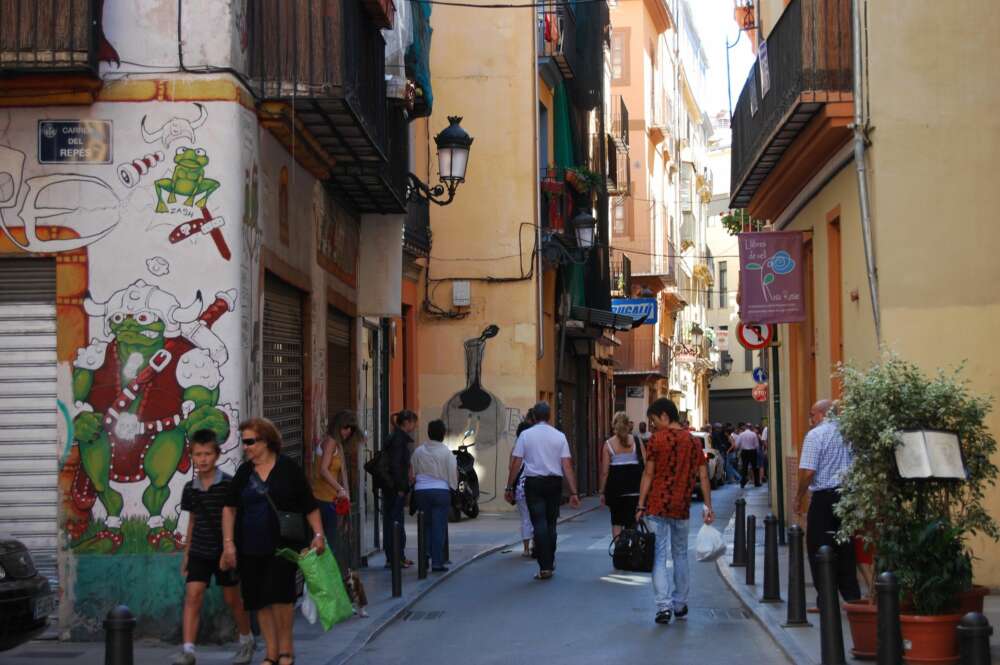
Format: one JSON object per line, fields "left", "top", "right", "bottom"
{"left": 613, "top": 200, "right": 627, "bottom": 236}
{"left": 745, "top": 347, "right": 753, "bottom": 373}
{"left": 719, "top": 261, "right": 728, "bottom": 308}
{"left": 611, "top": 29, "right": 629, "bottom": 83}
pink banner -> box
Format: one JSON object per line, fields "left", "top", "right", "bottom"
{"left": 738, "top": 231, "right": 806, "bottom": 324}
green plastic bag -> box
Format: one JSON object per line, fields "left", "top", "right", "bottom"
{"left": 276, "top": 543, "right": 353, "bottom": 630}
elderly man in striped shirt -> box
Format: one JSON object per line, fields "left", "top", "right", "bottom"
{"left": 795, "top": 399, "right": 861, "bottom": 604}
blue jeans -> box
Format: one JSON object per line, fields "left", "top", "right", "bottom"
{"left": 318, "top": 500, "right": 338, "bottom": 547}
{"left": 413, "top": 489, "right": 451, "bottom": 568}
{"left": 725, "top": 452, "right": 742, "bottom": 483}
{"left": 647, "top": 516, "right": 690, "bottom": 612}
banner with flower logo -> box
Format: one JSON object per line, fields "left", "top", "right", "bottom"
{"left": 738, "top": 231, "right": 805, "bottom": 323}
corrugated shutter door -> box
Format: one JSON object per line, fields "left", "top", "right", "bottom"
{"left": 0, "top": 258, "right": 58, "bottom": 582}
{"left": 263, "top": 275, "right": 305, "bottom": 462}
{"left": 326, "top": 309, "right": 352, "bottom": 419}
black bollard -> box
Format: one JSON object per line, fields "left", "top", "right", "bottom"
{"left": 732, "top": 498, "right": 747, "bottom": 567}
{"left": 103, "top": 605, "right": 135, "bottom": 665}
{"left": 784, "top": 525, "right": 810, "bottom": 626}
{"left": 875, "top": 571, "right": 902, "bottom": 665}
{"left": 391, "top": 520, "right": 403, "bottom": 598}
{"left": 745, "top": 514, "right": 757, "bottom": 585}
{"left": 957, "top": 612, "right": 993, "bottom": 665}
{"left": 351, "top": 510, "right": 362, "bottom": 570}
{"left": 417, "top": 510, "right": 428, "bottom": 580}
{"left": 816, "top": 546, "right": 847, "bottom": 665}
{"left": 762, "top": 514, "right": 781, "bottom": 602}
{"left": 443, "top": 525, "right": 451, "bottom": 565}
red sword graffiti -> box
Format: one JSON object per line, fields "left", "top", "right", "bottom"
{"left": 168, "top": 208, "right": 232, "bottom": 261}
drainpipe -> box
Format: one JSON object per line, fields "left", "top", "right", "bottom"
{"left": 534, "top": 11, "right": 545, "bottom": 361}
{"left": 851, "top": 0, "right": 881, "bottom": 344}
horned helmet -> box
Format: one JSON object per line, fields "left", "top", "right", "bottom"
{"left": 84, "top": 279, "right": 202, "bottom": 338}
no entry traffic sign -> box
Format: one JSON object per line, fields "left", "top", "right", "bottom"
{"left": 737, "top": 322, "right": 775, "bottom": 350}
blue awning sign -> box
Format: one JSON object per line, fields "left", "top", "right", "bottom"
{"left": 611, "top": 298, "right": 658, "bottom": 325}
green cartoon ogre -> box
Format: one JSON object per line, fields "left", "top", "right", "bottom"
{"left": 70, "top": 280, "right": 235, "bottom": 553}
{"left": 154, "top": 146, "right": 220, "bottom": 212}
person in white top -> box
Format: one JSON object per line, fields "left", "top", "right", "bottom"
{"left": 728, "top": 423, "right": 762, "bottom": 488}
{"left": 410, "top": 420, "right": 458, "bottom": 571}
{"left": 504, "top": 402, "right": 580, "bottom": 580}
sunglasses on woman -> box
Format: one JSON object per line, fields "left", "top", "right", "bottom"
{"left": 241, "top": 437, "right": 265, "bottom": 446}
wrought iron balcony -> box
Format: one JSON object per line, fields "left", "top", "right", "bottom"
{"left": 611, "top": 255, "right": 631, "bottom": 298}
{"left": 537, "top": 0, "right": 577, "bottom": 80}
{"left": 0, "top": 0, "right": 98, "bottom": 74}
{"left": 729, "top": 0, "right": 852, "bottom": 209}
{"left": 611, "top": 95, "right": 629, "bottom": 150}
{"left": 249, "top": 0, "right": 406, "bottom": 213}
{"left": 614, "top": 329, "right": 669, "bottom": 378}
{"left": 403, "top": 196, "right": 431, "bottom": 258}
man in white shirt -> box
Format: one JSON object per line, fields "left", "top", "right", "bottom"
{"left": 504, "top": 402, "right": 580, "bottom": 580}
{"left": 729, "top": 423, "right": 761, "bottom": 488}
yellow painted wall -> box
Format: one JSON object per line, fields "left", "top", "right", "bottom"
{"left": 417, "top": 3, "right": 539, "bottom": 511}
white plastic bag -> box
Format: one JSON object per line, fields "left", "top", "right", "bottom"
{"left": 695, "top": 524, "right": 726, "bottom": 562}
{"left": 300, "top": 587, "right": 318, "bottom": 625}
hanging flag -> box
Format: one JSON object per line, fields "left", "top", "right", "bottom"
{"left": 738, "top": 231, "right": 805, "bottom": 324}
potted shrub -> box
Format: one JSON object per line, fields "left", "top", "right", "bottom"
{"left": 834, "top": 355, "right": 998, "bottom": 665}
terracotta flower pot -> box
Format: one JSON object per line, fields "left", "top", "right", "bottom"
{"left": 844, "top": 600, "right": 877, "bottom": 660}
{"left": 900, "top": 613, "right": 963, "bottom": 665}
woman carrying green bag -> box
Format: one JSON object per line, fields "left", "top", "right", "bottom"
{"left": 276, "top": 543, "right": 354, "bottom": 630}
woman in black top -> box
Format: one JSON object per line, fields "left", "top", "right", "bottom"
{"left": 222, "top": 417, "right": 323, "bottom": 665}
{"left": 382, "top": 410, "right": 417, "bottom": 568}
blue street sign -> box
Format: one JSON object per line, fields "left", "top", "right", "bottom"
{"left": 752, "top": 367, "right": 768, "bottom": 384}
{"left": 611, "top": 298, "right": 658, "bottom": 325}
{"left": 38, "top": 120, "right": 112, "bottom": 164}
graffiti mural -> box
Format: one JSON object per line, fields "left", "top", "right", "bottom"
{"left": 141, "top": 104, "right": 208, "bottom": 149}
{"left": 154, "top": 147, "right": 220, "bottom": 213}
{"left": 69, "top": 281, "right": 236, "bottom": 553}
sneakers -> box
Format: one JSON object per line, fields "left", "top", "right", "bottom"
{"left": 171, "top": 651, "right": 196, "bottom": 665}
{"left": 231, "top": 639, "right": 255, "bottom": 665}
{"left": 673, "top": 605, "right": 688, "bottom": 619}
{"left": 654, "top": 609, "right": 672, "bottom": 624}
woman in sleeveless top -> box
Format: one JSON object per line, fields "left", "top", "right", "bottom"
{"left": 598, "top": 411, "right": 644, "bottom": 537}
{"left": 312, "top": 411, "right": 359, "bottom": 572}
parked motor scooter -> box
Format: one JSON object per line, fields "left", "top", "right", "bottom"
{"left": 449, "top": 442, "right": 480, "bottom": 522}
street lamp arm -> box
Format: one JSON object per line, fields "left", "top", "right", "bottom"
{"left": 407, "top": 172, "right": 457, "bottom": 207}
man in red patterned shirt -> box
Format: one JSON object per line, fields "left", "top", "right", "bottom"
{"left": 636, "top": 398, "right": 715, "bottom": 625}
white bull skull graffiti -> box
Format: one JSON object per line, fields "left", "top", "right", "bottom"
{"left": 141, "top": 103, "right": 208, "bottom": 149}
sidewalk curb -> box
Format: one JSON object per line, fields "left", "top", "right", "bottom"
{"left": 713, "top": 513, "right": 819, "bottom": 665}
{"left": 326, "top": 503, "right": 601, "bottom": 665}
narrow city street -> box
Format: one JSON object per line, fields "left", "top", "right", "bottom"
{"left": 351, "top": 485, "right": 788, "bottom": 664}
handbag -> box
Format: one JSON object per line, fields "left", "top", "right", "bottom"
{"left": 263, "top": 489, "right": 308, "bottom": 547}
{"left": 609, "top": 519, "right": 656, "bottom": 573}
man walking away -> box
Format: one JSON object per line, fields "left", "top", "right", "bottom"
{"left": 636, "top": 399, "right": 714, "bottom": 625}
{"left": 504, "top": 402, "right": 580, "bottom": 580}
{"left": 731, "top": 423, "right": 761, "bottom": 488}
{"left": 795, "top": 400, "right": 861, "bottom": 604}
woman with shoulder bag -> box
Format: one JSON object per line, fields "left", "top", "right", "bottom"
{"left": 598, "top": 412, "right": 645, "bottom": 540}
{"left": 222, "top": 418, "right": 323, "bottom": 665}
{"left": 312, "top": 410, "right": 361, "bottom": 572}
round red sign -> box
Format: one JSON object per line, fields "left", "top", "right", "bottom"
{"left": 752, "top": 384, "right": 769, "bottom": 402}
{"left": 737, "top": 322, "right": 775, "bottom": 351}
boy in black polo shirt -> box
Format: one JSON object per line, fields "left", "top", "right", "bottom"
{"left": 174, "top": 430, "right": 254, "bottom": 665}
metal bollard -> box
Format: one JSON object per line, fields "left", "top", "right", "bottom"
{"left": 391, "top": 520, "right": 403, "bottom": 598}
{"left": 875, "top": 571, "right": 902, "bottom": 665}
{"left": 745, "top": 514, "right": 757, "bottom": 585}
{"left": 103, "top": 605, "right": 135, "bottom": 665}
{"left": 351, "top": 510, "right": 362, "bottom": 570}
{"left": 816, "top": 545, "right": 847, "bottom": 665}
{"left": 762, "top": 514, "right": 781, "bottom": 602}
{"left": 957, "top": 612, "right": 993, "bottom": 665}
{"left": 731, "top": 498, "right": 747, "bottom": 567}
{"left": 443, "top": 526, "right": 451, "bottom": 564}
{"left": 784, "top": 525, "right": 810, "bottom": 627}
{"left": 417, "top": 510, "right": 428, "bottom": 580}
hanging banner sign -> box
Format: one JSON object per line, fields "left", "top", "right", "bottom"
{"left": 612, "top": 298, "right": 658, "bottom": 325}
{"left": 738, "top": 231, "right": 806, "bottom": 324}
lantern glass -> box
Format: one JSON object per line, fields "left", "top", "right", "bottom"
{"left": 438, "top": 145, "right": 470, "bottom": 183}
{"left": 571, "top": 212, "right": 597, "bottom": 249}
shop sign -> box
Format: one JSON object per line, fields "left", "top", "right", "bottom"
{"left": 612, "top": 298, "right": 658, "bottom": 325}
{"left": 738, "top": 231, "right": 806, "bottom": 324}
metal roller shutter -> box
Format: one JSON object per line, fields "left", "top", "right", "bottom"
{"left": 263, "top": 275, "right": 305, "bottom": 463}
{"left": 0, "top": 258, "right": 58, "bottom": 583}
{"left": 326, "top": 309, "right": 352, "bottom": 420}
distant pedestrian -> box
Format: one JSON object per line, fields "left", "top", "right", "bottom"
{"left": 755, "top": 425, "right": 768, "bottom": 483}
{"left": 382, "top": 410, "right": 417, "bottom": 569}
{"left": 511, "top": 409, "right": 537, "bottom": 556}
{"left": 504, "top": 402, "right": 581, "bottom": 580}
{"left": 637, "top": 421, "right": 651, "bottom": 445}
{"left": 222, "top": 418, "right": 324, "bottom": 665}
{"left": 598, "top": 411, "right": 644, "bottom": 539}
{"left": 795, "top": 400, "right": 861, "bottom": 604}
{"left": 730, "top": 423, "right": 761, "bottom": 488}
{"left": 636, "top": 399, "right": 714, "bottom": 625}
{"left": 174, "top": 429, "right": 254, "bottom": 665}
{"left": 410, "top": 420, "right": 458, "bottom": 572}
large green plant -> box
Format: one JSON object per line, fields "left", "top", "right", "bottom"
{"left": 834, "top": 354, "right": 998, "bottom": 614}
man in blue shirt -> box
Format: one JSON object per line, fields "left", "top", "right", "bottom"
{"left": 795, "top": 400, "right": 861, "bottom": 603}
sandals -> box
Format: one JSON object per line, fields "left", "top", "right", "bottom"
{"left": 279, "top": 654, "right": 295, "bottom": 665}
{"left": 534, "top": 570, "right": 554, "bottom": 580}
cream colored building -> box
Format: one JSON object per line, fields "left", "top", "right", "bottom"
{"left": 730, "top": 0, "right": 1000, "bottom": 585}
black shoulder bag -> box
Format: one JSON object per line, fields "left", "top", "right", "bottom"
{"left": 609, "top": 518, "right": 655, "bottom": 573}
{"left": 262, "top": 486, "right": 308, "bottom": 548}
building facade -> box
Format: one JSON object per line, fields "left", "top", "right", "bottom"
{"left": 730, "top": 0, "right": 1000, "bottom": 585}
{"left": 0, "top": 0, "right": 431, "bottom": 639}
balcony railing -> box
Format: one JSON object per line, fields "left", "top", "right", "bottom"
{"left": 611, "top": 95, "right": 629, "bottom": 150}
{"left": 0, "top": 0, "right": 97, "bottom": 74}
{"left": 249, "top": 0, "right": 406, "bottom": 212}
{"left": 537, "top": 0, "right": 577, "bottom": 80}
{"left": 611, "top": 255, "right": 631, "bottom": 297}
{"left": 403, "top": 197, "right": 431, "bottom": 257}
{"left": 729, "top": 0, "right": 852, "bottom": 208}
{"left": 615, "top": 330, "right": 669, "bottom": 378}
